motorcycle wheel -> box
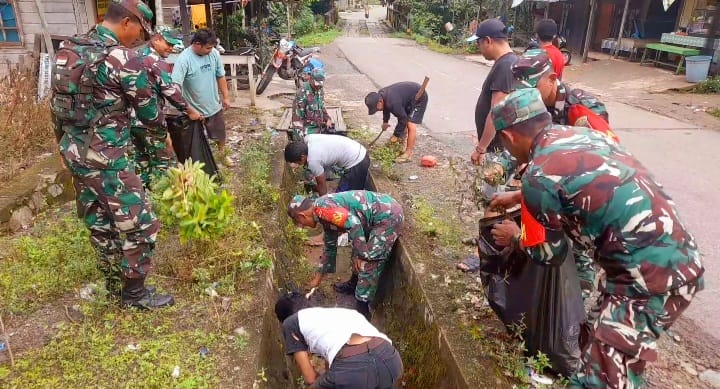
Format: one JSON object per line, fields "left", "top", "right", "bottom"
{"left": 256, "top": 66, "right": 276, "bottom": 95}
{"left": 562, "top": 49, "right": 572, "bottom": 66}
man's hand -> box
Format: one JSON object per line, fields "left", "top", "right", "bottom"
{"left": 308, "top": 272, "right": 323, "bottom": 289}
{"left": 470, "top": 150, "right": 485, "bottom": 165}
{"left": 325, "top": 118, "right": 333, "bottom": 128}
{"left": 222, "top": 98, "right": 231, "bottom": 111}
{"left": 186, "top": 107, "right": 203, "bottom": 121}
{"left": 352, "top": 257, "right": 366, "bottom": 273}
{"left": 491, "top": 219, "right": 521, "bottom": 247}
{"left": 488, "top": 191, "right": 522, "bottom": 211}
{"left": 381, "top": 122, "right": 390, "bottom": 131}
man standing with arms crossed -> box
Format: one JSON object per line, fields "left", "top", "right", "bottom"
{"left": 466, "top": 18, "right": 518, "bottom": 165}
{"left": 51, "top": 0, "right": 175, "bottom": 308}
{"left": 171, "top": 28, "right": 235, "bottom": 167}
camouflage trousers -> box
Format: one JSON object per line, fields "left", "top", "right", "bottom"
{"left": 289, "top": 125, "right": 321, "bottom": 142}
{"left": 73, "top": 165, "right": 160, "bottom": 280}
{"left": 130, "top": 126, "right": 177, "bottom": 189}
{"left": 354, "top": 205, "right": 404, "bottom": 303}
{"left": 569, "top": 278, "right": 703, "bottom": 388}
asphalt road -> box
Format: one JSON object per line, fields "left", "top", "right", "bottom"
{"left": 336, "top": 7, "right": 720, "bottom": 339}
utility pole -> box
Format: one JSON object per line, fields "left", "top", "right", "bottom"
{"left": 178, "top": 0, "right": 191, "bottom": 37}
{"left": 582, "top": 0, "right": 597, "bottom": 63}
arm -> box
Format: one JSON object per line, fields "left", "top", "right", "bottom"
{"left": 345, "top": 214, "right": 370, "bottom": 260}
{"left": 292, "top": 90, "right": 307, "bottom": 127}
{"left": 294, "top": 352, "right": 319, "bottom": 385}
{"left": 478, "top": 91, "right": 508, "bottom": 150}
{"left": 120, "top": 54, "right": 164, "bottom": 128}
{"left": 520, "top": 176, "right": 570, "bottom": 266}
{"left": 215, "top": 51, "right": 230, "bottom": 110}
{"left": 315, "top": 174, "right": 328, "bottom": 196}
{"left": 153, "top": 61, "right": 201, "bottom": 120}
{"left": 320, "top": 225, "right": 339, "bottom": 274}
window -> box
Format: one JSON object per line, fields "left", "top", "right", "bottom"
{"left": 0, "top": 0, "right": 21, "bottom": 44}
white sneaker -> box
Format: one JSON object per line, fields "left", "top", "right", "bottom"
{"left": 337, "top": 232, "right": 349, "bottom": 247}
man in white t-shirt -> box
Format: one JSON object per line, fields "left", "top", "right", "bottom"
{"left": 275, "top": 293, "right": 403, "bottom": 388}
{"left": 284, "top": 134, "right": 369, "bottom": 196}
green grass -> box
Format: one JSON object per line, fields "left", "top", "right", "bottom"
{"left": 0, "top": 216, "right": 97, "bottom": 315}
{"left": 0, "top": 129, "right": 281, "bottom": 388}
{"left": 296, "top": 28, "right": 343, "bottom": 47}
{"left": 709, "top": 108, "right": 720, "bottom": 118}
{"left": 408, "top": 196, "right": 464, "bottom": 251}
{"left": 690, "top": 76, "right": 720, "bottom": 94}
{"left": 389, "top": 31, "right": 478, "bottom": 55}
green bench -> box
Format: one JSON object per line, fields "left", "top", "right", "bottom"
{"left": 640, "top": 43, "right": 701, "bottom": 74}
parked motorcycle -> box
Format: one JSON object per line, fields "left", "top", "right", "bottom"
{"left": 526, "top": 35, "right": 572, "bottom": 66}
{"left": 256, "top": 39, "right": 319, "bottom": 95}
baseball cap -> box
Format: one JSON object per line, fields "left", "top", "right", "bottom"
{"left": 535, "top": 19, "right": 558, "bottom": 39}
{"left": 512, "top": 50, "right": 554, "bottom": 89}
{"left": 156, "top": 25, "right": 184, "bottom": 53}
{"left": 365, "top": 92, "right": 380, "bottom": 115}
{"left": 467, "top": 18, "right": 508, "bottom": 42}
{"left": 492, "top": 88, "right": 549, "bottom": 132}
{"left": 113, "top": 0, "right": 154, "bottom": 39}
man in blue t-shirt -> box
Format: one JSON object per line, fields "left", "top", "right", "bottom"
{"left": 171, "top": 28, "right": 234, "bottom": 166}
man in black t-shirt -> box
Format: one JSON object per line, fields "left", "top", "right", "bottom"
{"left": 365, "top": 81, "right": 428, "bottom": 163}
{"left": 466, "top": 18, "right": 518, "bottom": 165}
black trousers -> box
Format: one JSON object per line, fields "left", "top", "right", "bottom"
{"left": 336, "top": 153, "right": 370, "bottom": 193}
{"left": 315, "top": 341, "right": 403, "bottom": 389}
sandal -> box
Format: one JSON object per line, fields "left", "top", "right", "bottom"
{"left": 395, "top": 154, "right": 413, "bottom": 163}
{"left": 456, "top": 255, "right": 481, "bottom": 273}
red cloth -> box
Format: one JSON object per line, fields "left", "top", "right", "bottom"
{"left": 542, "top": 44, "right": 565, "bottom": 80}
{"left": 567, "top": 104, "right": 620, "bottom": 143}
{"left": 520, "top": 197, "right": 546, "bottom": 247}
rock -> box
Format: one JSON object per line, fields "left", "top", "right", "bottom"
{"left": 79, "top": 283, "right": 98, "bottom": 301}
{"left": 221, "top": 297, "right": 232, "bottom": 311}
{"left": 199, "top": 346, "right": 209, "bottom": 357}
{"left": 9, "top": 206, "right": 33, "bottom": 232}
{"left": 233, "top": 327, "right": 249, "bottom": 338}
{"left": 172, "top": 366, "right": 181, "bottom": 378}
{"left": 30, "top": 192, "right": 46, "bottom": 211}
{"left": 47, "top": 184, "right": 64, "bottom": 198}
{"left": 126, "top": 344, "right": 140, "bottom": 351}
{"left": 204, "top": 287, "right": 219, "bottom": 298}
{"left": 700, "top": 369, "right": 720, "bottom": 388}
{"left": 681, "top": 362, "right": 698, "bottom": 376}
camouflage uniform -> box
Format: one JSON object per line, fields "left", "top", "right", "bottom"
{"left": 55, "top": 24, "right": 163, "bottom": 282}
{"left": 492, "top": 88, "right": 704, "bottom": 388}
{"left": 291, "top": 69, "right": 330, "bottom": 140}
{"left": 512, "top": 51, "right": 619, "bottom": 299}
{"left": 305, "top": 191, "right": 403, "bottom": 303}
{"left": 129, "top": 28, "right": 187, "bottom": 188}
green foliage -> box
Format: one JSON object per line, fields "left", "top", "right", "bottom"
{"left": 152, "top": 160, "right": 236, "bottom": 244}
{"left": 237, "top": 134, "right": 280, "bottom": 210}
{"left": 0, "top": 217, "right": 97, "bottom": 315}
{"left": 709, "top": 108, "right": 720, "bottom": 118}
{"left": 408, "top": 196, "right": 463, "bottom": 250}
{"left": 370, "top": 142, "right": 403, "bottom": 174}
{"left": 296, "top": 28, "right": 342, "bottom": 46}
{"left": 295, "top": 6, "right": 317, "bottom": 36}
{"left": 690, "top": 76, "right": 720, "bottom": 93}
{"left": 526, "top": 350, "right": 552, "bottom": 375}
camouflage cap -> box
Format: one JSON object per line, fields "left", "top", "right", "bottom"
{"left": 112, "top": 0, "right": 154, "bottom": 38}
{"left": 492, "top": 88, "right": 548, "bottom": 132}
{"left": 311, "top": 68, "right": 325, "bottom": 83}
{"left": 289, "top": 195, "right": 307, "bottom": 211}
{"left": 156, "top": 25, "right": 184, "bottom": 53}
{"left": 511, "top": 49, "right": 554, "bottom": 89}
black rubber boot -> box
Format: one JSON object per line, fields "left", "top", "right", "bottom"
{"left": 356, "top": 300, "right": 371, "bottom": 321}
{"left": 121, "top": 277, "right": 175, "bottom": 310}
{"left": 334, "top": 273, "right": 358, "bottom": 295}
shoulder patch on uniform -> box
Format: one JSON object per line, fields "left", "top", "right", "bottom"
{"left": 314, "top": 207, "right": 349, "bottom": 228}
{"left": 520, "top": 196, "right": 546, "bottom": 247}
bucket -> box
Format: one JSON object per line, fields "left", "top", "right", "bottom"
{"left": 686, "top": 55, "right": 712, "bottom": 83}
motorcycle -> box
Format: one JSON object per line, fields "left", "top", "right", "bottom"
{"left": 526, "top": 35, "right": 572, "bottom": 66}
{"left": 256, "top": 38, "right": 319, "bottom": 95}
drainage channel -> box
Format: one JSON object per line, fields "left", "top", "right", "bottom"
{"left": 254, "top": 143, "right": 470, "bottom": 388}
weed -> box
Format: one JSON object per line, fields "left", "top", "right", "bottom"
{"left": 709, "top": 108, "right": 720, "bottom": 118}
{"left": 408, "top": 196, "right": 464, "bottom": 250}
{"left": 234, "top": 334, "right": 249, "bottom": 350}
{"left": 0, "top": 68, "right": 56, "bottom": 183}
{"left": 296, "top": 28, "right": 343, "bottom": 47}
{"left": 257, "top": 367, "right": 268, "bottom": 382}
{"left": 526, "top": 350, "right": 552, "bottom": 375}
{"left": 237, "top": 134, "right": 280, "bottom": 211}
{"left": 0, "top": 216, "right": 97, "bottom": 315}
{"left": 370, "top": 142, "right": 403, "bottom": 175}
{"left": 690, "top": 76, "right": 720, "bottom": 94}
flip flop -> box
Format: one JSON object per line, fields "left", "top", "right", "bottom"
{"left": 456, "top": 255, "right": 481, "bottom": 273}
{"left": 395, "top": 155, "right": 413, "bottom": 163}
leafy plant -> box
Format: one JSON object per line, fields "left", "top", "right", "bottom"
{"left": 526, "top": 351, "right": 551, "bottom": 375}
{"left": 691, "top": 76, "right": 720, "bottom": 94}
{"left": 152, "top": 160, "right": 236, "bottom": 244}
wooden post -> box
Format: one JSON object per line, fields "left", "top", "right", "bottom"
{"left": 156, "top": 0, "right": 165, "bottom": 25}
{"left": 613, "top": 0, "right": 630, "bottom": 58}
{"left": 582, "top": 0, "right": 597, "bottom": 63}
{"left": 178, "top": 0, "right": 191, "bottom": 37}
{"left": 544, "top": 2, "right": 549, "bottom": 18}
{"left": 221, "top": 0, "right": 228, "bottom": 45}
{"left": 205, "top": 0, "right": 213, "bottom": 29}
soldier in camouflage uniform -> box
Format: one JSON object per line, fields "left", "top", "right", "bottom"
{"left": 291, "top": 68, "right": 333, "bottom": 140}
{"left": 288, "top": 190, "right": 404, "bottom": 319}
{"left": 511, "top": 50, "right": 620, "bottom": 301}
{"left": 52, "top": 0, "right": 175, "bottom": 309}
{"left": 130, "top": 26, "right": 202, "bottom": 188}
{"left": 488, "top": 88, "right": 704, "bottom": 388}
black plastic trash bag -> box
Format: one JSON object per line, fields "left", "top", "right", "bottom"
{"left": 166, "top": 116, "right": 221, "bottom": 181}
{"left": 477, "top": 212, "right": 584, "bottom": 377}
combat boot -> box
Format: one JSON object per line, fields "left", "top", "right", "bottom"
{"left": 121, "top": 277, "right": 175, "bottom": 310}
{"left": 334, "top": 273, "right": 358, "bottom": 295}
{"left": 355, "top": 299, "right": 371, "bottom": 321}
